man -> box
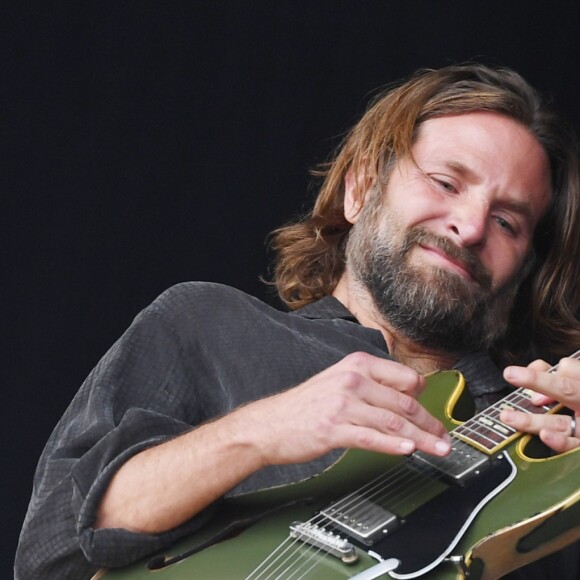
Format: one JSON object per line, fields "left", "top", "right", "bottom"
{"left": 16, "top": 64, "right": 580, "bottom": 579}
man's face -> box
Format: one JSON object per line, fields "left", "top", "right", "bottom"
{"left": 345, "top": 112, "right": 552, "bottom": 352}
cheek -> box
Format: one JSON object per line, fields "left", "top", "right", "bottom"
{"left": 483, "top": 241, "right": 527, "bottom": 289}
{"left": 389, "top": 189, "right": 445, "bottom": 228}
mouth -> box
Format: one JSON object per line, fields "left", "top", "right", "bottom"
{"left": 417, "top": 244, "right": 476, "bottom": 282}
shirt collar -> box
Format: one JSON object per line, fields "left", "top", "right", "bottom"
{"left": 294, "top": 296, "right": 359, "bottom": 322}
{"left": 293, "top": 296, "right": 505, "bottom": 399}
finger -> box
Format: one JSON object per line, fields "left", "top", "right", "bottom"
{"left": 340, "top": 423, "right": 450, "bottom": 457}
{"left": 558, "top": 356, "right": 580, "bottom": 380}
{"left": 538, "top": 428, "right": 579, "bottom": 454}
{"left": 527, "top": 359, "right": 551, "bottom": 371}
{"left": 340, "top": 424, "right": 418, "bottom": 455}
{"left": 500, "top": 409, "right": 574, "bottom": 437}
{"left": 503, "top": 366, "right": 559, "bottom": 404}
{"left": 504, "top": 357, "right": 580, "bottom": 408}
{"left": 503, "top": 361, "right": 554, "bottom": 406}
{"left": 503, "top": 358, "right": 550, "bottom": 388}
{"left": 501, "top": 410, "right": 580, "bottom": 453}
{"left": 358, "top": 385, "right": 448, "bottom": 439}
{"left": 339, "top": 352, "right": 425, "bottom": 398}
{"left": 347, "top": 398, "right": 451, "bottom": 456}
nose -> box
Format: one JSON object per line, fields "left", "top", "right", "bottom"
{"left": 446, "top": 199, "right": 488, "bottom": 247}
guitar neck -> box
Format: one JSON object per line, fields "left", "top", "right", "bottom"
{"left": 453, "top": 350, "right": 580, "bottom": 455}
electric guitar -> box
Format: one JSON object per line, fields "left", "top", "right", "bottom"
{"left": 96, "top": 354, "right": 580, "bottom": 580}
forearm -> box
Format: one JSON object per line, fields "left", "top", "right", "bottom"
{"left": 95, "top": 410, "right": 265, "bottom": 534}
{"left": 95, "top": 352, "right": 452, "bottom": 534}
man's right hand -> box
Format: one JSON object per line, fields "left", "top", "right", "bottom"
{"left": 231, "top": 351, "right": 451, "bottom": 468}
{"left": 95, "top": 352, "right": 450, "bottom": 535}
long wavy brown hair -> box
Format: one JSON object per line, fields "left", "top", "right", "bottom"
{"left": 271, "top": 64, "right": 580, "bottom": 364}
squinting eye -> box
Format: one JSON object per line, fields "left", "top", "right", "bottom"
{"left": 495, "top": 216, "right": 515, "bottom": 235}
{"left": 432, "top": 178, "right": 456, "bottom": 193}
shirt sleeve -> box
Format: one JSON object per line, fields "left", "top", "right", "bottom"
{"left": 15, "top": 289, "right": 216, "bottom": 579}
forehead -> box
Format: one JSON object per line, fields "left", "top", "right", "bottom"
{"left": 412, "top": 112, "right": 552, "bottom": 220}
{"left": 414, "top": 111, "right": 545, "bottom": 161}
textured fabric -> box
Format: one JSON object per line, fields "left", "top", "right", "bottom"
{"left": 15, "top": 282, "right": 557, "bottom": 579}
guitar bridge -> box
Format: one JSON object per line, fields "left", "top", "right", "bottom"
{"left": 289, "top": 521, "right": 358, "bottom": 563}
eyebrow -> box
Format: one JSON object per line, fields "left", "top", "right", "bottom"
{"left": 497, "top": 199, "right": 536, "bottom": 225}
{"left": 443, "top": 160, "right": 481, "bottom": 183}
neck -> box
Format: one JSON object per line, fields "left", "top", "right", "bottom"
{"left": 332, "top": 273, "right": 458, "bottom": 374}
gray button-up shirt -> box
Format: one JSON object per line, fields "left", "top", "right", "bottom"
{"left": 15, "top": 282, "right": 511, "bottom": 579}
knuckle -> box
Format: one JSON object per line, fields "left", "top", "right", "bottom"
{"left": 384, "top": 411, "right": 405, "bottom": 433}
{"left": 355, "top": 430, "right": 376, "bottom": 448}
{"left": 560, "top": 377, "right": 578, "bottom": 399}
{"left": 343, "top": 351, "right": 371, "bottom": 370}
{"left": 327, "top": 393, "right": 351, "bottom": 417}
{"left": 399, "top": 370, "right": 423, "bottom": 395}
{"left": 529, "top": 359, "right": 550, "bottom": 371}
{"left": 554, "top": 414, "right": 572, "bottom": 431}
{"left": 338, "top": 370, "right": 365, "bottom": 391}
{"left": 399, "top": 393, "right": 420, "bottom": 415}
{"left": 316, "top": 416, "right": 335, "bottom": 438}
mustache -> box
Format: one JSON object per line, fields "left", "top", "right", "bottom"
{"left": 402, "top": 228, "right": 492, "bottom": 290}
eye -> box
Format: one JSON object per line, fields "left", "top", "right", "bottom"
{"left": 494, "top": 215, "right": 516, "bottom": 236}
{"left": 430, "top": 176, "right": 458, "bottom": 194}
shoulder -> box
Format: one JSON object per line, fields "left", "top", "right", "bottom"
{"left": 138, "top": 282, "right": 279, "bottom": 330}
{"left": 154, "top": 281, "right": 253, "bottom": 306}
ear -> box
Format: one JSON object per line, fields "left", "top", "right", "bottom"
{"left": 344, "top": 168, "right": 370, "bottom": 224}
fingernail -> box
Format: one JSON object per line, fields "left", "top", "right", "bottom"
{"left": 400, "top": 440, "right": 415, "bottom": 453}
{"left": 504, "top": 366, "right": 521, "bottom": 381}
{"left": 502, "top": 410, "right": 515, "bottom": 422}
{"left": 435, "top": 440, "right": 450, "bottom": 455}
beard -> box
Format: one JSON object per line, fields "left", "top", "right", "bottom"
{"left": 345, "top": 203, "right": 530, "bottom": 354}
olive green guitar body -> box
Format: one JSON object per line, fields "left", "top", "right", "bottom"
{"left": 98, "top": 371, "right": 579, "bottom": 580}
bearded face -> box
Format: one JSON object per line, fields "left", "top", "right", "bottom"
{"left": 345, "top": 192, "right": 531, "bottom": 354}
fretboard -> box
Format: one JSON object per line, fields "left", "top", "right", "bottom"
{"left": 453, "top": 350, "right": 580, "bottom": 454}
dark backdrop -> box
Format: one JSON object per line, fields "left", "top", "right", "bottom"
{"left": 4, "top": 1, "right": 580, "bottom": 576}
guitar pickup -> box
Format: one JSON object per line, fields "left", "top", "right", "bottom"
{"left": 410, "top": 444, "right": 490, "bottom": 484}
{"left": 320, "top": 494, "right": 400, "bottom": 545}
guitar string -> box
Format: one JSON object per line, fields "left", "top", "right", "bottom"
{"left": 247, "top": 350, "right": 580, "bottom": 578}
{"left": 248, "top": 538, "right": 306, "bottom": 579}
{"left": 247, "top": 511, "right": 351, "bottom": 580}
{"left": 249, "top": 414, "right": 505, "bottom": 577}
{"left": 451, "top": 350, "right": 580, "bottom": 449}
{"left": 247, "top": 460, "right": 452, "bottom": 579}
{"left": 249, "top": 393, "right": 566, "bottom": 580}
{"left": 453, "top": 349, "right": 580, "bottom": 449}
{"left": 286, "top": 545, "right": 348, "bottom": 580}
{"left": 248, "top": 531, "right": 339, "bottom": 580}
{"left": 249, "top": 440, "right": 493, "bottom": 579}
{"left": 320, "top": 440, "right": 482, "bottom": 525}
{"left": 305, "top": 460, "right": 420, "bottom": 528}
{"left": 250, "top": 422, "right": 534, "bottom": 579}
{"left": 245, "top": 463, "right": 409, "bottom": 578}
{"left": 248, "top": 392, "right": 557, "bottom": 579}
{"left": 308, "top": 354, "right": 573, "bottom": 523}
{"left": 247, "top": 414, "right": 541, "bottom": 578}
{"left": 246, "top": 458, "right": 445, "bottom": 579}
{"left": 252, "top": 518, "right": 358, "bottom": 580}
{"left": 248, "top": 532, "right": 309, "bottom": 579}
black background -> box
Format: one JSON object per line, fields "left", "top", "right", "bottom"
{"left": 4, "top": 1, "right": 580, "bottom": 576}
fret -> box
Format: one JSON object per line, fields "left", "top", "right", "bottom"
{"left": 454, "top": 424, "right": 504, "bottom": 451}
{"left": 452, "top": 349, "right": 580, "bottom": 454}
